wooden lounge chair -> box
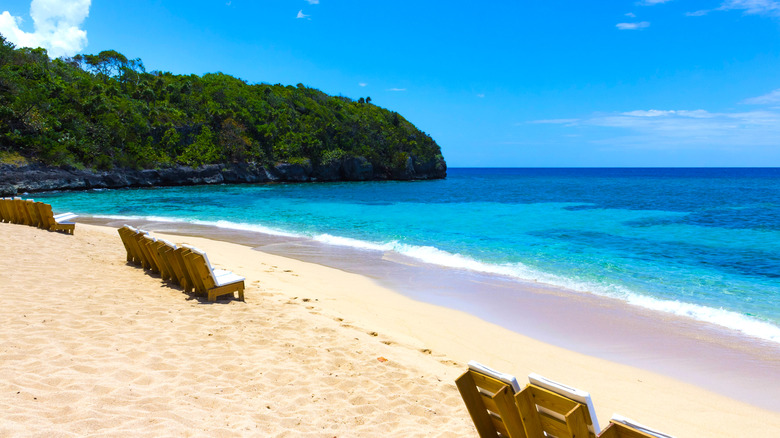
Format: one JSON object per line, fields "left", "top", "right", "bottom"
{"left": 457, "top": 363, "right": 602, "bottom": 438}
{"left": 513, "top": 373, "right": 600, "bottom": 438}
{"left": 140, "top": 234, "right": 165, "bottom": 274}
{"left": 146, "top": 237, "right": 175, "bottom": 281}
{"left": 153, "top": 239, "right": 180, "bottom": 283}
{"left": 35, "top": 202, "right": 76, "bottom": 234}
{"left": 455, "top": 361, "right": 526, "bottom": 438}
{"left": 0, "top": 198, "right": 12, "bottom": 223}
{"left": 25, "top": 200, "right": 44, "bottom": 228}
{"left": 598, "top": 415, "right": 674, "bottom": 438}
{"left": 171, "top": 246, "right": 196, "bottom": 293}
{"left": 181, "top": 245, "right": 245, "bottom": 301}
{"left": 130, "top": 229, "right": 157, "bottom": 270}
{"left": 14, "top": 197, "right": 32, "bottom": 225}
{"left": 117, "top": 225, "right": 144, "bottom": 265}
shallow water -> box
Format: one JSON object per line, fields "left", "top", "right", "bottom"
{"left": 34, "top": 167, "right": 780, "bottom": 343}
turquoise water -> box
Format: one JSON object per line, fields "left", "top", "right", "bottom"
{"left": 34, "top": 168, "right": 780, "bottom": 342}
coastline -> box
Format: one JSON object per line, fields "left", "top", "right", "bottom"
{"left": 77, "top": 218, "right": 780, "bottom": 413}
{"left": 77, "top": 216, "right": 780, "bottom": 413}
{"left": 2, "top": 221, "right": 779, "bottom": 435}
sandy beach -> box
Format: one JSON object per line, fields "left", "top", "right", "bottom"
{"left": 2, "top": 222, "right": 779, "bottom": 437}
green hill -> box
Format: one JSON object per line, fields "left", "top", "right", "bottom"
{"left": 0, "top": 34, "right": 446, "bottom": 180}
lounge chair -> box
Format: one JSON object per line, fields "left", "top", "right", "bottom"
{"left": 130, "top": 229, "right": 157, "bottom": 270}
{"left": 181, "top": 245, "right": 245, "bottom": 301}
{"left": 35, "top": 202, "right": 76, "bottom": 234}
{"left": 153, "top": 239, "right": 180, "bottom": 283}
{"left": 598, "top": 415, "right": 674, "bottom": 438}
{"left": 25, "top": 200, "right": 44, "bottom": 228}
{"left": 457, "top": 363, "right": 602, "bottom": 438}
{"left": 146, "top": 237, "right": 175, "bottom": 281}
{"left": 515, "top": 373, "right": 600, "bottom": 438}
{"left": 117, "top": 225, "right": 143, "bottom": 265}
{"left": 14, "top": 197, "right": 32, "bottom": 225}
{"left": 455, "top": 361, "right": 526, "bottom": 437}
{"left": 0, "top": 198, "right": 12, "bottom": 222}
{"left": 140, "top": 234, "right": 165, "bottom": 274}
{"left": 171, "top": 246, "right": 196, "bottom": 293}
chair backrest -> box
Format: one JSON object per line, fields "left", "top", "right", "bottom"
{"left": 182, "top": 250, "right": 218, "bottom": 293}
{"left": 456, "top": 363, "right": 527, "bottom": 438}
{"left": 514, "top": 374, "right": 599, "bottom": 438}
{"left": 156, "top": 240, "right": 185, "bottom": 285}
{"left": 141, "top": 234, "right": 162, "bottom": 272}
{"left": 0, "top": 198, "right": 11, "bottom": 222}
{"left": 130, "top": 230, "right": 154, "bottom": 270}
{"left": 14, "top": 198, "right": 32, "bottom": 225}
{"left": 172, "top": 247, "right": 196, "bottom": 292}
{"left": 180, "top": 244, "right": 224, "bottom": 285}
{"left": 148, "top": 239, "right": 174, "bottom": 280}
{"left": 25, "top": 200, "right": 42, "bottom": 228}
{"left": 598, "top": 415, "right": 674, "bottom": 438}
{"left": 529, "top": 374, "right": 600, "bottom": 435}
{"left": 35, "top": 202, "right": 55, "bottom": 228}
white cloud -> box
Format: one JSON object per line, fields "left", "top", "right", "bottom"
{"left": 358, "top": 82, "right": 367, "bottom": 87}
{"left": 296, "top": 10, "right": 310, "bottom": 19}
{"left": 685, "top": 9, "right": 711, "bottom": 16}
{"left": 719, "top": 0, "right": 780, "bottom": 16}
{"left": 0, "top": 0, "right": 90, "bottom": 58}
{"left": 742, "top": 88, "right": 780, "bottom": 104}
{"left": 616, "top": 21, "right": 651, "bottom": 30}
{"left": 584, "top": 108, "right": 780, "bottom": 148}
{"left": 305, "top": 0, "right": 320, "bottom": 4}
{"left": 625, "top": 12, "right": 637, "bottom": 17}
{"left": 643, "top": 0, "right": 673, "bottom": 4}
{"left": 387, "top": 88, "right": 406, "bottom": 92}
{"left": 527, "top": 118, "right": 580, "bottom": 125}
{"left": 476, "top": 93, "right": 485, "bottom": 98}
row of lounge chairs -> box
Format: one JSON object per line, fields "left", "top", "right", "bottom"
{"left": 457, "top": 361, "right": 673, "bottom": 438}
{"left": 117, "top": 225, "right": 245, "bottom": 302}
{"left": 0, "top": 197, "right": 77, "bottom": 234}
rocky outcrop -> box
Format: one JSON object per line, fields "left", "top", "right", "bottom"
{"left": 0, "top": 156, "right": 447, "bottom": 196}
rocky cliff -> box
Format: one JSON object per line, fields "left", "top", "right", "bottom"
{"left": 0, "top": 156, "right": 447, "bottom": 196}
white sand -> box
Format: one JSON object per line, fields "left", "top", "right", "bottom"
{"left": 1, "top": 222, "right": 778, "bottom": 437}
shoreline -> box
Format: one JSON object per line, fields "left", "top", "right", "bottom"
{"left": 79, "top": 216, "right": 780, "bottom": 413}
{"left": 2, "top": 221, "right": 780, "bottom": 436}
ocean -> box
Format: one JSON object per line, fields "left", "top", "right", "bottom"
{"left": 33, "top": 167, "right": 780, "bottom": 344}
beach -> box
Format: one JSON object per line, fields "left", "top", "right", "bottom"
{"left": 2, "top": 222, "right": 780, "bottom": 437}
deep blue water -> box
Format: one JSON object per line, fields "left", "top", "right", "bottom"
{"left": 33, "top": 168, "right": 780, "bottom": 342}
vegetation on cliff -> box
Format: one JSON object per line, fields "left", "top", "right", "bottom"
{"left": 0, "top": 34, "right": 445, "bottom": 177}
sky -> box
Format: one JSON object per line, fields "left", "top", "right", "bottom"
{"left": 1, "top": 0, "right": 780, "bottom": 167}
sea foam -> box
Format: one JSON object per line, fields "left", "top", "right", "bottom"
{"left": 95, "top": 214, "right": 780, "bottom": 344}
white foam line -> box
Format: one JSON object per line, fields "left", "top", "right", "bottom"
{"left": 323, "top": 235, "right": 780, "bottom": 344}
{"left": 94, "top": 214, "right": 303, "bottom": 238}
{"left": 93, "top": 214, "right": 780, "bottom": 343}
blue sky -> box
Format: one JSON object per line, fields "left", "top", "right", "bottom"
{"left": 2, "top": 1, "right": 780, "bottom": 166}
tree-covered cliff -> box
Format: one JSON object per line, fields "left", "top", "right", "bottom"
{"left": 0, "top": 34, "right": 446, "bottom": 180}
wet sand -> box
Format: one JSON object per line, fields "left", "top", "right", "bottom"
{"left": 83, "top": 217, "right": 780, "bottom": 412}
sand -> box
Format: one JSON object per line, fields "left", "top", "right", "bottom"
{"left": 1, "top": 222, "right": 779, "bottom": 437}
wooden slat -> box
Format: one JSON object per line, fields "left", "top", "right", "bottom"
{"left": 456, "top": 371, "right": 500, "bottom": 437}
{"left": 491, "top": 384, "right": 527, "bottom": 438}
{"left": 539, "top": 410, "right": 571, "bottom": 437}
{"left": 482, "top": 392, "right": 500, "bottom": 415}
{"left": 472, "top": 370, "right": 511, "bottom": 394}
{"left": 173, "top": 248, "right": 195, "bottom": 293}
{"left": 491, "top": 412, "right": 509, "bottom": 436}
{"left": 564, "top": 404, "right": 591, "bottom": 438}
{"left": 528, "top": 385, "right": 580, "bottom": 419}
{"left": 600, "top": 422, "right": 665, "bottom": 438}
{"left": 516, "top": 387, "right": 544, "bottom": 438}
